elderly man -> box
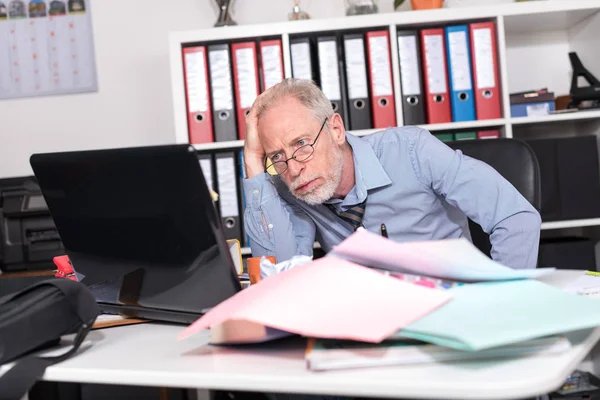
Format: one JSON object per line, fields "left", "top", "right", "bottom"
{"left": 242, "top": 78, "right": 541, "bottom": 269}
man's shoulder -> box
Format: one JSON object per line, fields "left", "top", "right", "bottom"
{"left": 354, "top": 125, "right": 427, "bottom": 151}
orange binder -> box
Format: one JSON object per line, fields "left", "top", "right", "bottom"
{"left": 470, "top": 22, "right": 502, "bottom": 120}
{"left": 366, "top": 30, "right": 396, "bottom": 129}
{"left": 182, "top": 46, "right": 214, "bottom": 144}
{"left": 259, "top": 39, "right": 284, "bottom": 91}
{"left": 231, "top": 42, "right": 260, "bottom": 140}
{"left": 420, "top": 28, "right": 452, "bottom": 124}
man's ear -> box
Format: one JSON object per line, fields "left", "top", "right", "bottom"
{"left": 328, "top": 113, "right": 346, "bottom": 145}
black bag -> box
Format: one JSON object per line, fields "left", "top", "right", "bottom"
{"left": 0, "top": 278, "right": 99, "bottom": 400}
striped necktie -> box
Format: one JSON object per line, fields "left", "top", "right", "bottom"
{"left": 328, "top": 200, "right": 367, "bottom": 231}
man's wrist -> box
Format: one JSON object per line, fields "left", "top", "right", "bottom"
{"left": 244, "top": 152, "right": 265, "bottom": 178}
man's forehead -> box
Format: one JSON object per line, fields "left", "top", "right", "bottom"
{"left": 261, "top": 120, "right": 316, "bottom": 149}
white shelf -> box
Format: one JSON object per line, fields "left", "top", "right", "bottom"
{"left": 503, "top": 6, "right": 599, "bottom": 34}
{"left": 170, "top": 1, "right": 600, "bottom": 43}
{"left": 541, "top": 218, "right": 600, "bottom": 231}
{"left": 421, "top": 118, "right": 507, "bottom": 132}
{"left": 193, "top": 140, "right": 244, "bottom": 151}
{"left": 191, "top": 119, "right": 508, "bottom": 151}
{"left": 511, "top": 110, "right": 600, "bottom": 126}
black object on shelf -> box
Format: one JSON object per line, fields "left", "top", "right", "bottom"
{"left": 550, "top": 370, "right": 600, "bottom": 400}
{"left": 0, "top": 176, "right": 64, "bottom": 272}
{"left": 567, "top": 52, "right": 600, "bottom": 110}
{"left": 525, "top": 136, "right": 600, "bottom": 222}
{"left": 538, "top": 237, "right": 597, "bottom": 271}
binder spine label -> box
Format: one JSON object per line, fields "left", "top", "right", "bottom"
{"left": 184, "top": 51, "right": 209, "bottom": 113}
{"left": 473, "top": 28, "right": 496, "bottom": 89}
{"left": 318, "top": 40, "right": 341, "bottom": 101}
{"left": 234, "top": 47, "right": 258, "bottom": 109}
{"left": 368, "top": 35, "right": 393, "bottom": 97}
{"left": 199, "top": 158, "right": 213, "bottom": 190}
{"left": 261, "top": 44, "right": 283, "bottom": 90}
{"left": 209, "top": 49, "right": 234, "bottom": 110}
{"left": 216, "top": 157, "right": 240, "bottom": 218}
{"left": 344, "top": 38, "right": 368, "bottom": 100}
{"left": 448, "top": 31, "right": 472, "bottom": 92}
{"left": 398, "top": 36, "right": 421, "bottom": 96}
{"left": 423, "top": 34, "right": 447, "bottom": 94}
{"left": 291, "top": 42, "right": 313, "bottom": 80}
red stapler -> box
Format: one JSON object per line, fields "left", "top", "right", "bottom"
{"left": 53, "top": 255, "right": 78, "bottom": 281}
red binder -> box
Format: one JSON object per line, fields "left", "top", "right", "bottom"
{"left": 259, "top": 39, "right": 284, "bottom": 91}
{"left": 182, "top": 46, "right": 214, "bottom": 144}
{"left": 366, "top": 30, "right": 396, "bottom": 129}
{"left": 477, "top": 130, "right": 500, "bottom": 139}
{"left": 420, "top": 28, "right": 452, "bottom": 124}
{"left": 231, "top": 42, "right": 260, "bottom": 140}
{"left": 469, "top": 22, "right": 502, "bottom": 120}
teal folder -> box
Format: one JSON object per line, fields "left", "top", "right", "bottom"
{"left": 396, "top": 280, "right": 600, "bottom": 351}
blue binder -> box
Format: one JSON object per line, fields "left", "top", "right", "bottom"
{"left": 445, "top": 25, "right": 476, "bottom": 122}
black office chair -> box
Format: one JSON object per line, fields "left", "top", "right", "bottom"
{"left": 447, "top": 138, "right": 541, "bottom": 259}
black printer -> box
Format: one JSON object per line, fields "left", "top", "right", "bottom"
{"left": 0, "top": 176, "right": 64, "bottom": 272}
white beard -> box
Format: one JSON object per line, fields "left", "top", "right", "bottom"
{"left": 290, "top": 147, "right": 344, "bottom": 205}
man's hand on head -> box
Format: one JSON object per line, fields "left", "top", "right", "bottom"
{"left": 243, "top": 90, "right": 271, "bottom": 179}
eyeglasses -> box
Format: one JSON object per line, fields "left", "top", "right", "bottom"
{"left": 265, "top": 118, "right": 328, "bottom": 176}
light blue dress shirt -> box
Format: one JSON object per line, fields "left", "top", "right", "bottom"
{"left": 242, "top": 126, "right": 542, "bottom": 269}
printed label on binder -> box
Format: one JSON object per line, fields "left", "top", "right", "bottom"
{"left": 291, "top": 42, "right": 312, "bottom": 80}
{"left": 216, "top": 157, "right": 239, "bottom": 218}
{"left": 345, "top": 38, "right": 368, "bottom": 100}
{"left": 209, "top": 49, "right": 234, "bottom": 111}
{"left": 261, "top": 44, "right": 283, "bottom": 90}
{"left": 423, "top": 34, "right": 447, "bottom": 94}
{"left": 448, "top": 31, "right": 472, "bottom": 92}
{"left": 318, "top": 40, "right": 341, "bottom": 101}
{"left": 473, "top": 28, "right": 495, "bottom": 89}
{"left": 234, "top": 47, "right": 258, "bottom": 109}
{"left": 368, "top": 35, "right": 393, "bottom": 97}
{"left": 398, "top": 35, "right": 421, "bottom": 96}
{"left": 184, "top": 51, "right": 209, "bottom": 114}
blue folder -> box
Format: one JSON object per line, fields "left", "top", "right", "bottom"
{"left": 445, "top": 25, "right": 476, "bottom": 122}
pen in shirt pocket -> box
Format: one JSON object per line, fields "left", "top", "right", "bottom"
{"left": 380, "top": 223, "right": 388, "bottom": 238}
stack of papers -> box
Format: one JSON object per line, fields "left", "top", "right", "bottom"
{"left": 329, "top": 228, "right": 554, "bottom": 281}
{"left": 305, "top": 336, "right": 571, "bottom": 371}
{"left": 178, "top": 229, "right": 600, "bottom": 372}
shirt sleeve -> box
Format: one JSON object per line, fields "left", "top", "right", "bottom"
{"left": 411, "top": 129, "right": 542, "bottom": 269}
{"left": 242, "top": 173, "right": 316, "bottom": 262}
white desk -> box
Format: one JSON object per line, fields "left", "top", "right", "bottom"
{"left": 4, "top": 270, "right": 600, "bottom": 400}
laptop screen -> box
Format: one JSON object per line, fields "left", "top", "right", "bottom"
{"left": 30, "top": 145, "right": 241, "bottom": 317}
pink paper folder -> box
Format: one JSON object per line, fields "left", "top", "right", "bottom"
{"left": 178, "top": 257, "right": 452, "bottom": 343}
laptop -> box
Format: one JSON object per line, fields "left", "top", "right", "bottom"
{"left": 29, "top": 144, "right": 242, "bottom": 324}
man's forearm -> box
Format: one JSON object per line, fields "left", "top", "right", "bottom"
{"left": 243, "top": 174, "right": 316, "bottom": 262}
{"left": 489, "top": 209, "right": 542, "bottom": 269}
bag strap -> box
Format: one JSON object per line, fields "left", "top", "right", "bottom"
{"left": 0, "top": 321, "right": 93, "bottom": 400}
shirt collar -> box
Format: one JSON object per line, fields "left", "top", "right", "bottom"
{"left": 325, "top": 133, "right": 392, "bottom": 205}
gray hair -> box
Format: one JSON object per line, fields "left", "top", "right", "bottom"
{"left": 255, "top": 78, "right": 334, "bottom": 123}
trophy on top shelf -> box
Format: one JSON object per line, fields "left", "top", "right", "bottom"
{"left": 214, "top": 0, "right": 237, "bottom": 27}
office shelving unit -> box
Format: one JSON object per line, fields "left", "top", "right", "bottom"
{"left": 169, "top": 0, "right": 600, "bottom": 253}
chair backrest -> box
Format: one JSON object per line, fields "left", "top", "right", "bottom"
{"left": 447, "top": 138, "right": 541, "bottom": 258}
